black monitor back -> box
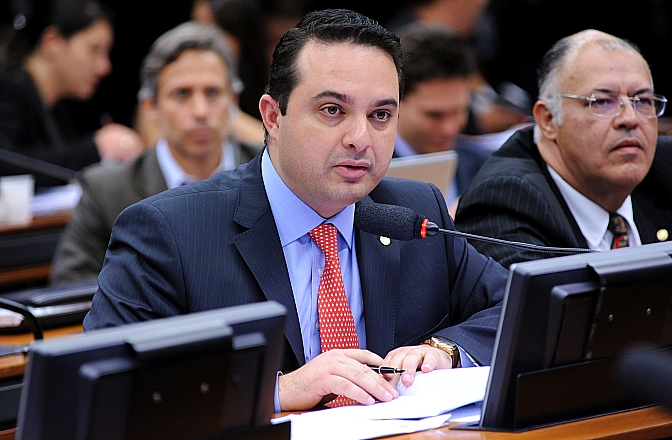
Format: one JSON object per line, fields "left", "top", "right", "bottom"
{"left": 16, "top": 301, "right": 286, "bottom": 440}
{"left": 479, "top": 242, "right": 672, "bottom": 431}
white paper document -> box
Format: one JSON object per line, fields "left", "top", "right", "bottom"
{"left": 31, "top": 182, "right": 82, "bottom": 216}
{"left": 0, "top": 308, "right": 23, "bottom": 327}
{"left": 273, "top": 366, "right": 489, "bottom": 440}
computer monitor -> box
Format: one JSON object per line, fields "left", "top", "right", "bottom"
{"left": 16, "top": 301, "right": 287, "bottom": 440}
{"left": 479, "top": 242, "right": 672, "bottom": 431}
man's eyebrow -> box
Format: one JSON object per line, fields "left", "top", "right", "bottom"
{"left": 374, "top": 98, "right": 398, "bottom": 109}
{"left": 592, "top": 87, "right": 654, "bottom": 95}
{"left": 634, "top": 87, "right": 654, "bottom": 95}
{"left": 312, "top": 91, "right": 398, "bottom": 109}
{"left": 312, "top": 90, "right": 352, "bottom": 104}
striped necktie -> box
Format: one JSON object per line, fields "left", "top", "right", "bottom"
{"left": 608, "top": 213, "right": 629, "bottom": 249}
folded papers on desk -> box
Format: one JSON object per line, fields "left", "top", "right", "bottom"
{"left": 273, "top": 366, "right": 489, "bottom": 440}
{"left": 0, "top": 309, "right": 22, "bottom": 327}
{"left": 30, "top": 183, "right": 81, "bottom": 216}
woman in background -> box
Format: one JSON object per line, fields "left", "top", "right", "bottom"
{"left": 0, "top": 0, "right": 144, "bottom": 187}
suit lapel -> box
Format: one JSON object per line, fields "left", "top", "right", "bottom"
{"left": 532, "top": 141, "right": 589, "bottom": 249}
{"left": 632, "top": 193, "right": 672, "bottom": 244}
{"left": 232, "top": 154, "right": 304, "bottom": 365}
{"left": 356, "top": 199, "right": 400, "bottom": 356}
{"left": 632, "top": 139, "right": 672, "bottom": 245}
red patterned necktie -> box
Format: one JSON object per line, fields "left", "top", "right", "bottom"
{"left": 308, "top": 224, "right": 359, "bottom": 351}
{"left": 308, "top": 223, "right": 359, "bottom": 407}
{"left": 608, "top": 213, "right": 629, "bottom": 249}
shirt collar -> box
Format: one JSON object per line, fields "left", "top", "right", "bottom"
{"left": 547, "top": 165, "right": 636, "bottom": 249}
{"left": 394, "top": 133, "right": 419, "bottom": 157}
{"left": 156, "top": 138, "right": 232, "bottom": 189}
{"left": 261, "top": 148, "right": 354, "bottom": 249}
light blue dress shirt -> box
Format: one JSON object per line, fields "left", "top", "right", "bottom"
{"left": 262, "top": 147, "right": 473, "bottom": 410}
{"left": 261, "top": 149, "right": 366, "bottom": 362}
{"left": 155, "top": 138, "right": 234, "bottom": 188}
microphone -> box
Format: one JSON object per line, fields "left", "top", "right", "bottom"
{"left": 354, "top": 203, "right": 595, "bottom": 256}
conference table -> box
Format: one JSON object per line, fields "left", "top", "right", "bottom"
{"left": 0, "top": 210, "right": 71, "bottom": 292}
{"left": 2, "top": 327, "right": 672, "bottom": 440}
{"left": 2, "top": 210, "right": 672, "bottom": 438}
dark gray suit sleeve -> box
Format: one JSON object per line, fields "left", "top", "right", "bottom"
{"left": 49, "top": 176, "right": 112, "bottom": 286}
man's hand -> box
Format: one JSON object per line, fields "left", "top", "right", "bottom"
{"left": 383, "top": 345, "right": 455, "bottom": 388}
{"left": 95, "top": 123, "right": 145, "bottom": 162}
{"left": 278, "top": 349, "right": 399, "bottom": 411}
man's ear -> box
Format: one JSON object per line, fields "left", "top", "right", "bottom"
{"left": 259, "top": 94, "right": 281, "bottom": 140}
{"left": 533, "top": 100, "right": 559, "bottom": 141}
{"left": 39, "top": 26, "right": 67, "bottom": 57}
{"left": 140, "top": 98, "right": 158, "bottom": 122}
{"left": 131, "top": 97, "right": 160, "bottom": 146}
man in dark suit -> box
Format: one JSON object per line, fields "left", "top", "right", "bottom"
{"left": 49, "top": 22, "right": 259, "bottom": 286}
{"left": 393, "top": 23, "right": 503, "bottom": 214}
{"left": 455, "top": 29, "right": 672, "bottom": 269}
{"left": 85, "top": 9, "right": 506, "bottom": 411}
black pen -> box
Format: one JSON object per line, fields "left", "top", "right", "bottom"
{"left": 369, "top": 365, "right": 406, "bottom": 374}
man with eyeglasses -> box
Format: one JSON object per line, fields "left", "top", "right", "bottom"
{"left": 454, "top": 29, "right": 672, "bottom": 268}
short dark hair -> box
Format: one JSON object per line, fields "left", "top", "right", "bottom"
{"left": 138, "top": 21, "right": 240, "bottom": 101}
{"left": 399, "top": 23, "right": 477, "bottom": 96}
{"left": 2, "top": 0, "right": 112, "bottom": 70}
{"left": 266, "top": 8, "right": 403, "bottom": 116}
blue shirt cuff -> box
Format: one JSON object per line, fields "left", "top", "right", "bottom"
{"left": 457, "top": 346, "right": 478, "bottom": 367}
{"left": 274, "top": 371, "right": 283, "bottom": 413}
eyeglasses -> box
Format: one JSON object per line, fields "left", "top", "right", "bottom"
{"left": 559, "top": 92, "right": 667, "bottom": 118}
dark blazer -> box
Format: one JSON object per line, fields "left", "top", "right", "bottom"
{"left": 454, "top": 137, "right": 496, "bottom": 197}
{"left": 0, "top": 68, "right": 100, "bottom": 187}
{"left": 84, "top": 151, "right": 507, "bottom": 370}
{"left": 455, "top": 126, "right": 672, "bottom": 268}
{"left": 50, "top": 143, "right": 259, "bottom": 286}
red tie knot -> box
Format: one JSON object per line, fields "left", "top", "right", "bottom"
{"left": 308, "top": 224, "right": 339, "bottom": 259}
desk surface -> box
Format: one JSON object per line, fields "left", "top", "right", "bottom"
{"left": 0, "top": 210, "right": 70, "bottom": 233}
{"left": 0, "top": 210, "right": 71, "bottom": 291}
{"left": 0, "top": 325, "right": 83, "bottom": 379}
{"left": 2, "top": 326, "right": 672, "bottom": 440}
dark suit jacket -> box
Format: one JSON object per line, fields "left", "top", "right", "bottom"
{"left": 0, "top": 68, "right": 100, "bottom": 187}
{"left": 49, "top": 143, "right": 258, "bottom": 286}
{"left": 455, "top": 126, "right": 672, "bottom": 268}
{"left": 84, "top": 151, "right": 507, "bottom": 369}
{"left": 454, "top": 137, "right": 496, "bottom": 196}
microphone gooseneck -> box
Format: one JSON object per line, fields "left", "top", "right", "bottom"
{"left": 0, "top": 297, "right": 44, "bottom": 341}
{"left": 0, "top": 148, "right": 77, "bottom": 183}
{"left": 354, "top": 202, "right": 594, "bottom": 256}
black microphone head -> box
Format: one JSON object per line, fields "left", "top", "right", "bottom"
{"left": 354, "top": 203, "right": 426, "bottom": 241}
